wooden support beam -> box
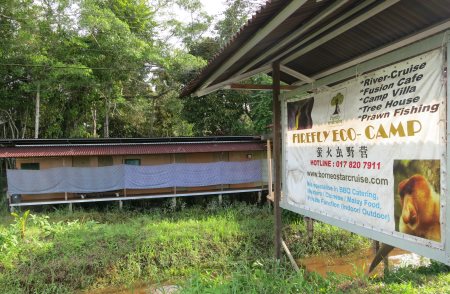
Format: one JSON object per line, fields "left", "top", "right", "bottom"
{"left": 285, "top": 29, "right": 450, "bottom": 103}
{"left": 267, "top": 139, "right": 274, "bottom": 203}
{"left": 236, "top": 0, "right": 352, "bottom": 76}
{"left": 194, "top": 66, "right": 271, "bottom": 97}
{"left": 280, "top": 65, "right": 315, "bottom": 83}
{"left": 199, "top": 0, "right": 308, "bottom": 90}
{"left": 282, "top": 239, "right": 300, "bottom": 272}
{"left": 10, "top": 188, "right": 266, "bottom": 207}
{"left": 282, "top": 0, "right": 400, "bottom": 65}
{"left": 228, "top": 83, "right": 297, "bottom": 91}
{"left": 272, "top": 61, "right": 282, "bottom": 260}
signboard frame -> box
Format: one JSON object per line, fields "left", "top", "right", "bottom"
{"left": 280, "top": 30, "right": 450, "bottom": 264}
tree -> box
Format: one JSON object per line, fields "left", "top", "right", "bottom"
{"left": 188, "top": 36, "right": 220, "bottom": 61}
{"left": 182, "top": 0, "right": 273, "bottom": 136}
{"left": 1, "top": 0, "right": 273, "bottom": 139}
{"left": 331, "top": 92, "right": 344, "bottom": 115}
{"left": 215, "top": 0, "right": 266, "bottom": 46}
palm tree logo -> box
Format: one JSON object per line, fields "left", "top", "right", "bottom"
{"left": 331, "top": 92, "right": 344, "bottom": 115}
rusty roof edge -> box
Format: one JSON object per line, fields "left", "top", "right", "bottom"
{"left": 11, "top": 141, "right": 261, "bottom": 148}
{"left": 0, "top": 142, "right": 267, "bottom": 158}
{"left": 0, "top": 136, "right": 265, "bottom": 147}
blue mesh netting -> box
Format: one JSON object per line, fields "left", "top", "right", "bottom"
{"left": 7, "top": 160, "right": 263, "bottom": 195}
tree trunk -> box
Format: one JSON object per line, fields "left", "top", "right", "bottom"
{"left": 149, "top": 98, "right": 156, "bottom": 136}
{"left": 104, "top": 98, "right": 110, "bottom": 138}
{"left": 92, "top": 106, "right": 97, "bottom": 137}
{"left": 34, "top": 82, "right": 40, "bottom": 139}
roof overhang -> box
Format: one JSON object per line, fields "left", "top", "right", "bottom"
{"left": 0, "top": 137, "right": 266, "bottom": 158}
{"left": 181, "top": 0, "right": 450, "bottom": 97}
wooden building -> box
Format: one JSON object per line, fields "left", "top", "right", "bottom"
{"left": 0, "top": 136, "right": 269, "bottom": 209}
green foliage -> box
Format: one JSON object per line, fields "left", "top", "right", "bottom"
{"left": 283, "top": 216, "right": 370, "bottom": 257}
{"left": 183, "top": 74, "right": 273, "bottom": 136}
{"left": 1, "top": 204, "right": 450, "bottom": 293}
{"left": 331, "top": 92, "right": 344, "bottom": 106}
{"left": 331, "top": 92, "right": 344, "bottom": 115}
{"left": 181, "top": 260, "right": 342, "bottom": 293}
{"left": 215, "top": 0, "right": 267, "bottom": 46}
{"left": 0, "top": 0, "right": 277, "bottom": 139}
{"left": 188, "top": 37, "right": 220, "bottom": 61}
{"left": 10, "top": 210, "right": 30, "bottom": 239}
{"left": 0, "top": 0, "right": 207, "bottom": 139}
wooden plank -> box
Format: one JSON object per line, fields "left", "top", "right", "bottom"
{"left": 228, "top": 83, "right": 297, "bottom": 91}
{"left": 273, "top": 61, "right": 282, "bottom": 259}
{"left": 10, "top": 188, "right": 266, "bottom": 206}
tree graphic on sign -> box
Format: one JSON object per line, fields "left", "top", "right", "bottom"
{"left": 331, "top": 92, "right": 344, "bottom": 115}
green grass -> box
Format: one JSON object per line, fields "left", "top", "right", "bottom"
{"left": 0, "top": 203, "right": 449, "bottom": 293}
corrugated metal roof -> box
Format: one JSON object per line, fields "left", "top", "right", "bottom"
{"left": 0, "top": 142, "right": 265, "bottom": 158}
{"left": 181, "top": 0, "right": 450, "bottom": 96}
{"left": 286, "top": 0, "right": 450, "bottom": 77}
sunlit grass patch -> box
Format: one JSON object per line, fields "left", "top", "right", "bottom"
{"left": 1, "top": 204, "right": 449, "bottom": 293}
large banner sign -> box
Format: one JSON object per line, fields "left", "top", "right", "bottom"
{"left": 284, "top": 49, "right": 446, "bottom": 248}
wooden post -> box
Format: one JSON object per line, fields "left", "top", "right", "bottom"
{"left": 8, "top": 194, "right": 14, "bottom": 213}
{"left": 219, "top": 183, "right": 223, "bottom": 204}
{"left": 257, "top": 191, "right": 262, "bottom": 204}
{"left": 68, "top": 203, "right": 73, "bottom": 212}
{"left": 172, "top": 154, "right": 177, "bottom": 204}
{"left": 7, "top": 193, "right": 12, "bottom": 212}
{"left": 272, "top": 61, "right": 282, "bottom": 260}
{"left": 119, "top": 200, "right": 123, "bottom": 210}
{"left": 373, "top": 240, "right": 380, "bottom": 255}
{"left": 34, "top": 82, "right": 40, "bottom": 139}
{"left": 171, "top": 197, "right": 177, "bottom": 209}
{"left": 372, "top": 240, "right": 389, "bottom": 272}
{"left": 383, "top": 247, "right": 389, "bottom": 274}
{"left": 306, "top": 217, "right": 314, "bottom": 241}
{"left": 267, "top": 139, "right": 273, "bottom": 202}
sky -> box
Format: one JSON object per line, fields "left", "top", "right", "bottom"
{"left": 173, "top": 0, "right": 227, "bottom": 23}
{"left": 161, "top": 0, "right": 227, "bottom": 45}
{"left": 201, "top": 0, "right": 227, "bottom": 18}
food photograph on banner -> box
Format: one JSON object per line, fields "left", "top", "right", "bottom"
{"left": 283, "top": 49, "right": 446, "bottom": 248}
